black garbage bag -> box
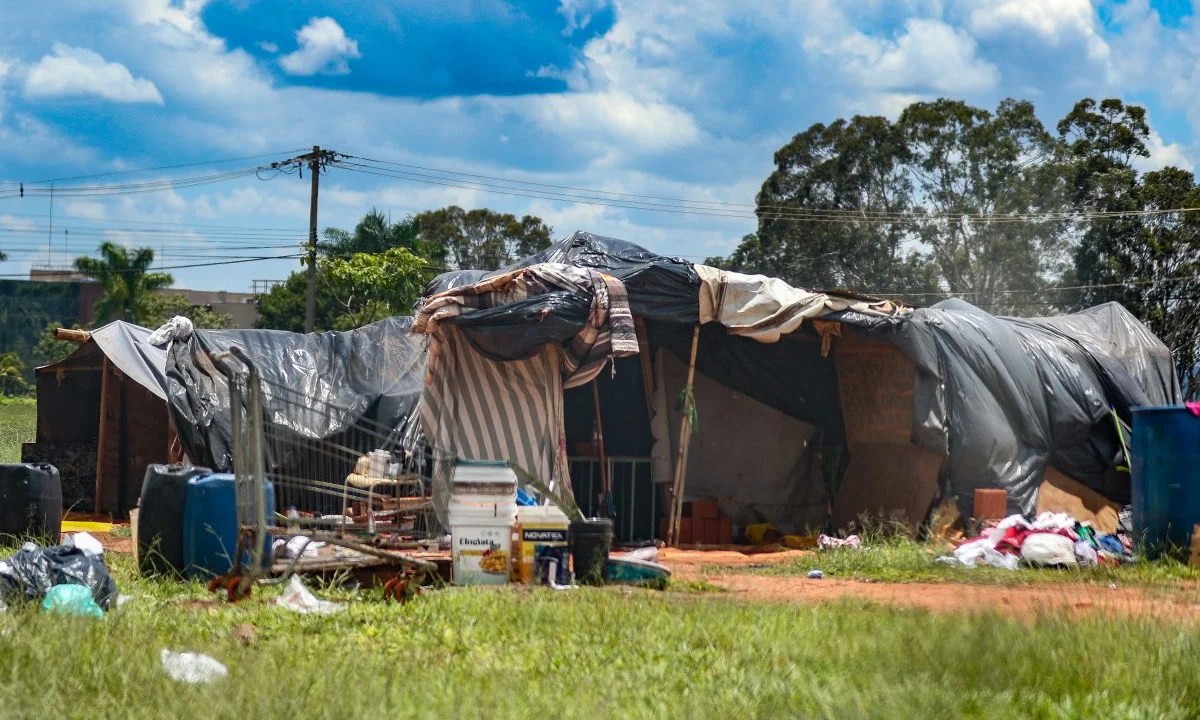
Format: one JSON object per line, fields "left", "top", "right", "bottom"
{"left": 0, "top": 543, "right": 118, "bottom": 611}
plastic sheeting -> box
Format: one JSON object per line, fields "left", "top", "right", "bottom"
{"left": 89, "top": 321, "right": 169, "bottom": 401}
{"left": 166, "top": 316, "right": 427, "bottom": 472}
{"left": 890, "top": 300, "right": 1180, "bottom": 515}
{"left": 420, "top": 233, "right": 1179, "bottom": 518}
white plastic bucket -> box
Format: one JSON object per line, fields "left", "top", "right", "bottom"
{"left": 449, "top": 500, "right": 515, "bottom": 585}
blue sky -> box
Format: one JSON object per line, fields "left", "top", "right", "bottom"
{"left": 1, "top": 0, "right": 1200, "bottom": 292}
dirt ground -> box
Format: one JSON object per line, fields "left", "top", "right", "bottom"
{"left": 659, "top": 547, "right": 1200, "bottom": 621}
{"left": 81, "top": 523, "right": 1200, "bottom": 621}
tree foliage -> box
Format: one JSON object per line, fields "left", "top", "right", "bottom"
{"left": 73, "top": 242, "right": 174, "bottom": 325}
{"left": 321, "top": 247, "right": 434, "bottom": 330}
{"left": 717, "top": 98, "right": 1069, "bottom": 311}
{"left": 0, "top": 351, "right": 27, "bottom": 396}
{"left": 414, "top": 206, "right": 552, "bottom": 270}
{"left": 256, "top": 206, "right": 553, "bottom": 331}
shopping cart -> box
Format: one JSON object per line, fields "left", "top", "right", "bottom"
{"left": 207, "top": 346, "right": 438, "bottom": 602}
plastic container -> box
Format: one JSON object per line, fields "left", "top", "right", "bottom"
{"left": 515, "top": 505, "right": 569, "bottom": 585}
{"left": 137, "top": 464, "right": 211, "bottom": 577}
{"left": 570, "top": 518, "right": 613, "bottom": 585}
{"left": 1132, "top": 406, "right": 1200, "bottom": 557}
{"left": 448, "top": 460, "right": 517, "bottom": 585}
{"left": 0, "top": 463, "right": 62, "bottom": 544}
{"left": 182, "top": 473, "right": 275, "bottom": 579}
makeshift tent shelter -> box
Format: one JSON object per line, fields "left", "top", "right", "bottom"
{"left": 414, "top": 231, "right": 1180, "bottom": 542}
{"left": 24, "top": 317, "right": 429, "bottom": 517}
{"left": 24, "top": 322, "right": 174, "bottom": 514}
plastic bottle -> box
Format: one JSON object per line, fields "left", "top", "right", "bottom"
{"left": 286, "top": 506, "right": 299, "bottom": 534}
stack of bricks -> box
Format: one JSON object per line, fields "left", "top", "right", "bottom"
{"left": 660, "top": 498, "right": 733, "bottom": 545}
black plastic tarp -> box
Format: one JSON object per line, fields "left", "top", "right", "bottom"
{"left": 166, "top": 316, "right": 426, "bottom": 473}
{"left": 421, "top": 232, "right": 1179, "bottom": 516}
{"left": 889, "top": 300, "right": 1180, "bottom": 514}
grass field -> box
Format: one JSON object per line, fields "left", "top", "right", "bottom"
{"left": 0, "top": 553, "right": 1196, "bottom": 719}
{"left": 4, "top": 403, "right": 1200, "bottom": 716}
{"left": 0, "top": 397, "right": 35, "bottom": 463}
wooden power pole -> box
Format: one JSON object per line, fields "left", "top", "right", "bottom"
{"left": 304, "top": 145, "right": 322, "bottom": 334}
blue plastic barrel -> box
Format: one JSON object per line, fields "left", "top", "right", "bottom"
{"left": 1131, "top": 406, "right": 1200, "bottom": 557}
{"left": 182, "top": 473, "right": 275, "bottom": 579}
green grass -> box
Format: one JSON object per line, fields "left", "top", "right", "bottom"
{"left": 722, "top": 537, "right": 1200, "bottom": 588}
{"left": 0, "top": 552, "right": 1198, "bottom": 718}
{"left": 0, "top": 397, "right": 35, "bottom": 463}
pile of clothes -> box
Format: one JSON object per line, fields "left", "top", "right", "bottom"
{"left": 940, "top": 512, "right": 1134, "bottom": 569}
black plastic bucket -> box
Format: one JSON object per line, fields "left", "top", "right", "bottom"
{"left": 570, "top": 518, "right": 613, "bottom": 585}
{"left": 0, "top": 463, "right": 62, "bottom": 545}
{"left": 138, "top": 464, "right": 211, "bottom": 577}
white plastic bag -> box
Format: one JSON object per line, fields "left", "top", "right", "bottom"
{"left": 64, "top": 532, "right": 104, "bottom": 557}
{"left": 160, "top": 649, "right": 228, "bottom": 684}
{"left": 1020, "top": 532, "right": 1078, "bottom": 566}
{"left": 275, "top": 574, "right": 346, "bottom": 615}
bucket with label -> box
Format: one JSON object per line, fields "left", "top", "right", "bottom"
{"left": 449, "top": 460, "right": 517, "bottom": 586}
{"left": 515, "top": 505, "right": 570, "bottom": 585}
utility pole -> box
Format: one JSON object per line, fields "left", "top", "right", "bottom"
{"left": 304, "top": 145, "right": 322, "bottom": 334}
{"left": 266, "top": 146, "right": 338, "bottom": 333}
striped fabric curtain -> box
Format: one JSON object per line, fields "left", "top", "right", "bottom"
{"left": 420, "top": 325, "right": 571, "bottom": 527}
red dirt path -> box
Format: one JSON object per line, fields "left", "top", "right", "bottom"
{"left": 658, "top": 547, "right": 1200, "bottom": 621}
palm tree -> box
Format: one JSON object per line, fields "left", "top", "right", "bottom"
{"left": 74, "top": 242, "right": 174, "bottom": 325}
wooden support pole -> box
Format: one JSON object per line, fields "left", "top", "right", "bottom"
{"left": 668, "top": 324, "right": 701, "bottom": 547}
{"left": 591, "top": 378, "right": 611, "bottom": 517}
{"left": 94, "top": 356, "right": 111, "bottom": 513}
{"left": 54, "top": 327, "right": 91, "bottom": 343}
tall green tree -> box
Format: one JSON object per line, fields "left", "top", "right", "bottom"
{"left": 320, "top": 208, "right": 425, "bottom": 259}
{"left": 712, "top": 115, "right": 934, "bottom": 297}
{"left": 717, "top": 98, "right": 1070, "bottom": 314}
{"left": 898, "top": 98, "right": 1069, "bottom": 314}
{"left": 255, "top": 270, "right": 342, "bottom": 332}
{"left": 414, "top": 206, "right": 552, "bottom": 270}
{"left": 73, "top": 242, "right": 174, "bottom": 324}
{"left": 322, "top": 247, "right": 434, "bottom": 329}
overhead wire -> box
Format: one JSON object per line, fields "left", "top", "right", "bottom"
{"left": 0, "top": 149, "right": 311, "bottom": 187}
{"left": 0, "top": 254, "right": 304, "bottom": 279}
{"left": 339, "top": 154, "right": 1200, "bottom": 224}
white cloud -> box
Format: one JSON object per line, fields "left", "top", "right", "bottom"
{"left": 524, "top": 91, "right": 701, "bottom": 152}
{"left": 1134, "top": 129, "right": 1194, "bottom": 173}
{"left": 839, "top": 18, "right": 999, "bottom": 94}
{"left": 279, "top": 17, "right": 360, "bottom": 76}
{"left": 258, "top": 41, "right": 279, "bottom": 54}
{"left": 24, "top": 44, "right": 163, "bottom": 104}
{"left": 558, "top": 0, "right": 608, "bottom": 36}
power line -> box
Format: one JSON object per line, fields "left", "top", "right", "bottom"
{"left": 0, "top": 254, "right": 303, "bottom": 279}
{"left": 2, "top": 149, "right": 310, "bottom": 187}
{"left": 340, "top": 152, "right": 1200, "bottom": 224}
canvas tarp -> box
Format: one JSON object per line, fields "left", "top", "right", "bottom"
{"left": 419, "top": 325, "right": 570, "bottom": 526}
{"left": 694, "top": 264, "right": 908, "bottom": 342}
